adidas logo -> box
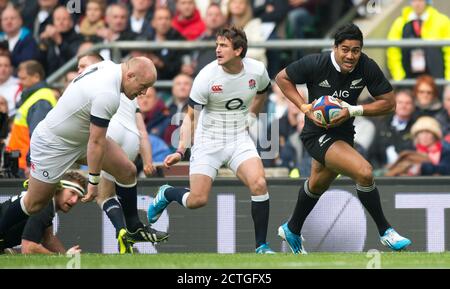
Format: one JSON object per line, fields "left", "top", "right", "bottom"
{"left": 319, "top": 80, "right": 331, "bottom": 88}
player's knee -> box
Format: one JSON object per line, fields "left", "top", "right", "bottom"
{"left": 356, "top": 164, "right": 374, "bottom": 185}
{"left": 115, "top": 162, "right": 137, "bottom": 183}
{"left": 307, "top": 179, "right": 329, "bottom": 195}
{"left": 188, "top": 194, "right": 209, "bottom": 209}
{"left": 249, "top": 177, "right": 267, "bottom": 195}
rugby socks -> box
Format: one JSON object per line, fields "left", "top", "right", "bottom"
{"left": 164, "top": 187, "right": 190, "bottom": 207}
{"left": 356, "top": 183, "right": 391, "bottom": 236}
{"left": 116, "top": 182, "right": 141, "bottom": 232}
{"left": 251, "top": 193, "right": 270, "bottom": 248}
{"left": 102, "top": 197, "right": 126, "bottom": 237}
{"left": 287, "top": 179, "right": 320, "bottom": 235}
{"left": 0, "top": 196, "right": 30, "bottom": 236}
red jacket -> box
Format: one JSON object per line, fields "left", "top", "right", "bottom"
{"left": 172, "top": 9, "right": 206, "bottom": 41}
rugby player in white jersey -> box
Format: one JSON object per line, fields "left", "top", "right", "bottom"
{"left": 0, "top": 57, "right": 157, "bottom": 252}
{"left": 148, "top": 26, "right": 275, "bottom": 254}
{"left": 77, "top": 53, "right": 168, "bottom": 254}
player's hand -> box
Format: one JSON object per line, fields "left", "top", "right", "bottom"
{"left": 328, "top": 108, "right": 350, "bottom": 128}
{"left": 82, "top": 184, "right": 98, "bottom": 203}
{"left": 302, "top": 103, "right": 326, "bottom": 128}
{"left": 66, "top": 245, "right": 82, "bottom": 255}
{"left": 164, "top": 153, "right": 182, "bottom": 168}
{"left": 143, "top": 163, "right": 156, "bottom": 176}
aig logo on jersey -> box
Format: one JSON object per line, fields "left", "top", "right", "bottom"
{"left": 248, "top": 79, "right": 256, "bottom": 90}
{"left": 211, "top": 84, "right": 223, "bottom": 93}
{"left": 331, "top": 90, "right": 350, "bottom": 98}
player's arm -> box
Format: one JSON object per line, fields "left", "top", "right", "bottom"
{"left": 275, "top": 68, "right": 323, "bottom": 127}
{"left": 41, "top": 226, "right": 66, "bottom": 253}
{"left": 136, "top": 111, "right": 155, "bottom": 176}
{"left": 163, "top": 105, "right": 197, "bottom": 168}
{"left": 84, "top": 121, "right": 108, "bottom": 202}
{"left": 21, "top": 239, "right": 54, "bottom": 254}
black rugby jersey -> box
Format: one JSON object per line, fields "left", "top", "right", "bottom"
{"left": 286, "top": 51, "right": 393, "bottom": 138}
{"left": 0, "top": 197, "right": 55, "bottom": 248}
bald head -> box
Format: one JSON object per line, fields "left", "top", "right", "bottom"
{"left": 121, "top": 56, "right": 157, "bottom": 100}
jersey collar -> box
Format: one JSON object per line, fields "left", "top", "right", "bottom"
{"left": 330, "top": 51, "right": 355, "bottom": 73}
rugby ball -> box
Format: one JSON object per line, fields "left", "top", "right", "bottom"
{"left": 312, "top": 95, "right": 342, "bottom": 125}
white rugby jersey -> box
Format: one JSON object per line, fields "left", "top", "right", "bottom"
{"left": 42, "top": 60, "right": 122, "bottom": 146}
{"left": 190, "top": 58, "right": 270, "bottom": 142}
{"left": 110, "top": 94, "right": 139, "bottom": 135}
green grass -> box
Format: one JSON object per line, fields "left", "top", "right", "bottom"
{"left": 1, "top": 252, "right": 450, "bottom": 269}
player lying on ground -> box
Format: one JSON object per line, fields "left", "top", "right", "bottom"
{"left": 1, "top": 171, "right": 85, "bottom": 255}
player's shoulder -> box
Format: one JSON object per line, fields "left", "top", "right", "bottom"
{"left": 242, "top": 57, "right": 267, "bottom": 75}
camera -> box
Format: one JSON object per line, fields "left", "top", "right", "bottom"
{"left": 0, "top": 144, "right": 20, "bottom": 178}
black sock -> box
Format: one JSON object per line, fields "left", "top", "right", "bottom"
{"left": 356, "top": 183, "right": 391, "bottom": 236}
{"left": 116, "top": 183, "right": 141, "bottom": 232}
{"left": 0, "top": 196, "right": 29, "bottom": 236}
{"left": 102, "top": 198, "right": 126, "bottom": 237}
{"left": 287, "top": 180, "right": 320, "bottom": 235}
{"left": 164, "top": 187, "right": 190, "bottom": 206}
{"left": 251, "top": 194, "right": 270, "bottom": 248}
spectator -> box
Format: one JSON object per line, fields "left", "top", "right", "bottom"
{"left": 7, "top": 60, "right": 57, "bottom": 176}
{"left": 227, "top": 0, "right": 267, "bottom": 65}
{"left": 286, "top": 0, "right": 315, "bottom": 60}
{"left": 39, "top": 6, "right": 84, "bottom": 75}
{"left": 78, "top": 0, "right": 107, "bottom": 38}
{"left": 76, "top": 40, "right": 95, "bottom": 55}
{"left": 386, "top": 116, "right": 450, "bottom": 176}
{"left": 0, "top": 95, "right": 8, "bottom": 143}
{"left": 137, "top": 86, "right": 170, "bottom": 140}
{"left": 145, "top": 7, "right": 185, "bottom": 80}
{"left": 252, "top": 0, "right": 289, "bottom": 76}
{"left": 0, "top": 4, "right": 40, "bottom": 68}
{"left": 21, "top": 0, "right": 59, "bottom": 42}
{"left": 190, "top": 2, "right": 226, "bottom": 76}
{"left": 129, "top": 0, "right": 154, "bottom": 38}
{"left": 164, "top": 73, "right": 191, "bottom": 147}
{"left": 387, "top": 0, "right": 450, "bottom": 81}
{"left": 96, "top": 3, "right": 138, "bottom": 60}
{"left": 264, "top": 99, "right": 311, "bottom": 177}
{"left": 354, "top": 115, "right": 376, "bottom": 159}
{"left": 435, "top": 85, "right": 450, "bottom": 143}
{"left": 369, "top": 89, "right": 416, "bottom": 171}
{"left": 0, "top": 54, "right": 21, "bottom": 118}
{"left": 412, "top": 74, "right": 442, "bottom": 117}
{"left": 171, "top": 0, "right": 205, "bottom": 41}
{"left": 265, "top": 83, "right": 288, "bottom": 124}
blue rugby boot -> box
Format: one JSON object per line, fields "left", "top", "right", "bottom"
{"left": 147, "top": 184, "right": 172, "bottom": 224}
{"left": 278, "top": 222, "right": 307, "bottom": 254}
{"left": 380, "top": 228, "right": 411, "bottom": 251}
{"left": 256, "top": 243, "right": 276, "bottom": 254}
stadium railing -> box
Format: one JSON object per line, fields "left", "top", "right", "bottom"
{"left": 47, "top": 39, "right": 450, "bottom": 88}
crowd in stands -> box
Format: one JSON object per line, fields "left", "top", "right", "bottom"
{"left": 0, "top": 0, "right": 449, "bottom": 178}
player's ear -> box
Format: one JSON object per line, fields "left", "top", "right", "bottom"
{"left": 127, "top": 71, "right": 136, "bottom": 80}
{"left": 235, "top": 47, "right": 243, "bottom": 57}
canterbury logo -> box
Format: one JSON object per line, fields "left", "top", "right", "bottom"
{"left": 318, "top": 80, "right": 331, "bottom": 88}
{"left": 211, "top": 85, "right": 223, "bottom": 93}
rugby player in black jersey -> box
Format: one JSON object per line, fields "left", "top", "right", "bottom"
{"left": 275, "top": 23, "right": 411, "bottom": 253}
{"left": 1, "top": 171, "right": 85, "bottom": 254}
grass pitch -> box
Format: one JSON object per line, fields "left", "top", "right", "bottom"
{"left": 1, "top": 252, "right": 450, "bottom": 269}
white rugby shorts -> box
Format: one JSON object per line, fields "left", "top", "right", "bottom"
{"left": 189, "top": 135, "right": 260, "bottom": 180}
{"left": 30, "top": 122, "right": 87, "bottom": 183}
